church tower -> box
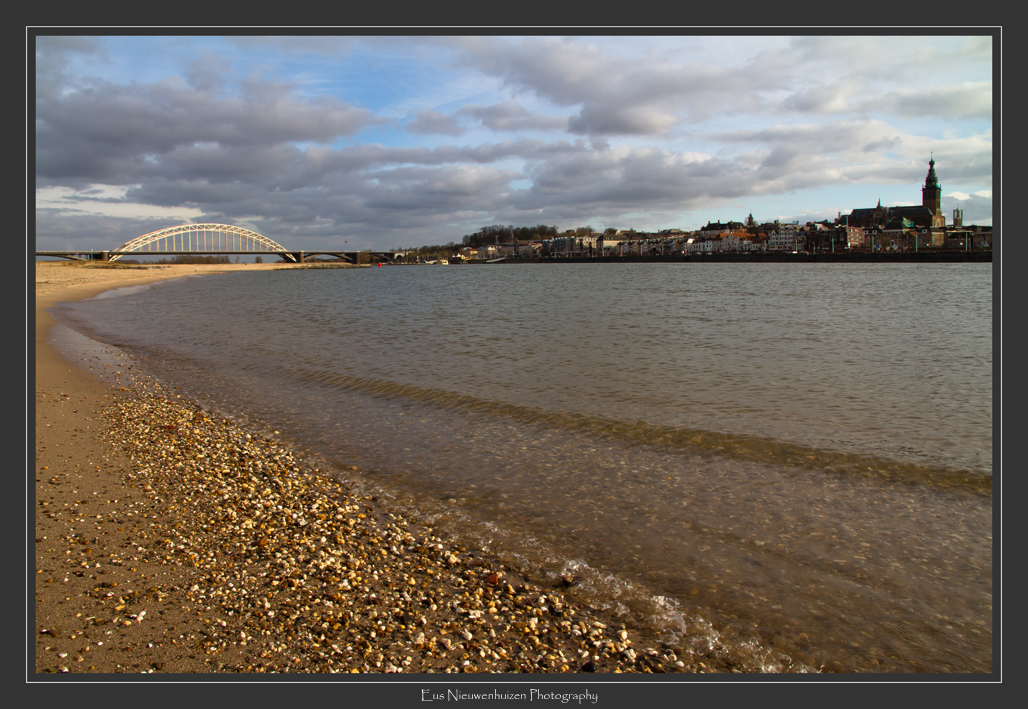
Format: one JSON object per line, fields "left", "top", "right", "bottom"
{"left": 922, "top": 155, "right": 944, "bottom": 227}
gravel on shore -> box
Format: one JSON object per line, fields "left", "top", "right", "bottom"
{"left": 87, "top": 381, "right": 724, "bottom": 674}
{"left": 36, "top": 370, "right": 733, "bottom": 675}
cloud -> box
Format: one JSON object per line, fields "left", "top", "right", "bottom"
{"left": 707, "top": 119, "right": 990, "bottom": 185}
{"left": 711, "top": 120, "right": 903, "bottom": 173}
{"left": 36, "top": 71, "right": 383, "bottom": 185}
{"left": 568, "top": 105, "right": 680, "bottom": 136}
{"left": 781, "top": 81, "right": 858, "bottom": 114}
{"left": 362, "top": 164, "right": 520, "bottom": 212}
{"left": 450, "top": 37, "right": 755, "bottom": 135}
{"left": 225, "top": 36, "right": 364, "bottom": 57}
{"left": 34, "top": 210, "right": 188, "bottom": 250}
{"left": 781, "top": 78, "right": 992, "bottom": 122}
{"left": 404, "top": 109, "right": 465, "bottom": 136}
{"left": 457, "top": 100, "right": 567, "bottom": 132}
{"left": 183, "top": 50, "right": 232, "bottom": 93}
{"left": 788, "top": 35, "right": 992, "bottom": 86}
{"left": 449, "top": 36, "right": 995, "bottom": 134}
{"left": 861, "top": 136, "right": 902, "bottom": 153}
{"left": 504, "top": 145, "right": 755, "bottom": 222}
{"left": 35, "top": 36, "right": 108, "bottom": 95}
{"left": 941, "top": 190, "right": 991, "bottom": 226}
{"left": 859, "top": 82, "right": 993, "bottom": 121}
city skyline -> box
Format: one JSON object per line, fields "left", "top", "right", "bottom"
{"left": 34, "top": 33, "right": 995, "bottom": 253}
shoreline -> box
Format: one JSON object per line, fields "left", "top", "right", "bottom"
{"left": 33, "top": 261, "right": 744, "bottom": 675}
{"left": 462, "top": 251, "right": 991, "bottom": 264}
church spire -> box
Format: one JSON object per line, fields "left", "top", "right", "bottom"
{"left": 924, "top": 154, "right": 940, "bottom": 190}
{"left": 922, "top": 155, "right": 942, "bottom": 226}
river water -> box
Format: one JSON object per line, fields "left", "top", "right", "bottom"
{"left": 49, "top": 262, "right": 994, "bottom": 673}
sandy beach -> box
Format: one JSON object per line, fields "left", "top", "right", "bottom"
{"left": 33, "top": 260, "right": 733, "bottom": 675}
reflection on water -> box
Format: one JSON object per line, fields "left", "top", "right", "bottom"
{"left": 50, "top": 262, "right": 993, "bottom": 672}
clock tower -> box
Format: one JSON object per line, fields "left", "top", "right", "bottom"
{"left": 921, "top": 155, "right": 944, "bottom": 227}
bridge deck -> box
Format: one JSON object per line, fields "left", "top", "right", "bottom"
{"left": 36, "top": 250, "right": 396, "bottom": 262}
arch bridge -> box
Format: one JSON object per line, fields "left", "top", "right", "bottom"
{"left": 110, "top": 223, "right": 289, "bottom": 261}
{"left": 36, "top": 223, "right": 394, "bottom": 264}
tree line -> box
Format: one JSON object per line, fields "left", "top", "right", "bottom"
{"left": 405, "top": 224, "right": 622, "bottom": 258}
{"left": 460, "top": 224, "right": 562, "bottom": 248}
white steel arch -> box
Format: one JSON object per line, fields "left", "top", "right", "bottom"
{"left": 109, "top": 223, "right": 287, "bottom": 260}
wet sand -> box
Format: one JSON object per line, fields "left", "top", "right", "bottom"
{"left": 33, "top": 261, "right": 737, "bottom": 675}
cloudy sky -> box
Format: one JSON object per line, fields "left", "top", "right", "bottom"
{"left": 34, "top": 33, "right": 994, "bottom": 253}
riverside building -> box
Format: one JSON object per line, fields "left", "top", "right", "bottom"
{"left": 845, "top": 156, "right": 948, "bottom": 230}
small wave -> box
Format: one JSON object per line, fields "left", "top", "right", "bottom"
{"left": 277, "top": 365, "right": 991, "bottom": 496}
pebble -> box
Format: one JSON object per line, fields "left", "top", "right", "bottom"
{"left": 65, "top": 378, "right": 743, "bottom": 674}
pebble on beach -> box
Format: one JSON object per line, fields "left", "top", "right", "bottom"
{"left": 39, "top": 374, "right": 729, "bottom": 674}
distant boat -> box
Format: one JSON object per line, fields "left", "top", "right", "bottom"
{"left": 438, "top": 259, "right": 449, "bottom": 265}
{"left": 486, "top": 258, "right": 505, "bottom": 263}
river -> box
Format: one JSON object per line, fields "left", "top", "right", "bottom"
{"left": 49, "top": 261, "right": 994, "bottom": 673}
